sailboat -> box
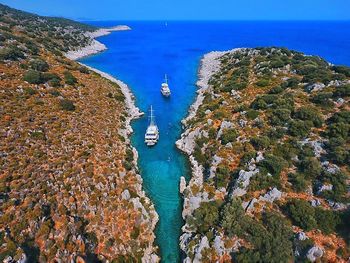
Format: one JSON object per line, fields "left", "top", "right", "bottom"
{"left": 144, "top": 105, "right": 159, "bottom": 146}
{"left": 160, "top": 74, "right": 171, "bottom": 97}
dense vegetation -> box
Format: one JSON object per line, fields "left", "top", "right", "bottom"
{"left": 180, "top": 47, "right": 350, "bottom": 262}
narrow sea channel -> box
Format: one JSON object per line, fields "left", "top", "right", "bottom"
{"left": 80, "top": 21, "right": 350, "bottom": 262}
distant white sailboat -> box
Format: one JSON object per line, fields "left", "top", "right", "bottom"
{"left": 160, "top": 74, "right": 171, "bottom": 97}
{"left": 144, "top": 105, "right": 159, "bottom": 146}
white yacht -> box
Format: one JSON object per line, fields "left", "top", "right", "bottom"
{"left": 160, "top": 74, "right": 171, "bottom": 97}
{"left": 144, "top": 105, "right": 159, "bottom": 146}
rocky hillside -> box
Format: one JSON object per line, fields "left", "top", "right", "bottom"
{"left": 0, "top": 4, "right": 158, "bottom": 263}
{"left": 177, "top": 47, "right": 350, "bottom": 262}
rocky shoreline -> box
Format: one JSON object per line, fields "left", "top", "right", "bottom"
{"left": 73, "top": 29, "right": 160, "bottom": 262}
{"left": 65, "top": 25, "right": 131, "bottom": 60}
{"left": 176, "top": 50, "right": 229, "bottom": 260}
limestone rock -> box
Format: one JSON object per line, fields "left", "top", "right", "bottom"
{"left": 306, "top": 246, "right": 323, "bottom": 262}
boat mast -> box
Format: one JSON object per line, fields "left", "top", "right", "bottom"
{"left": 150, "top": 105, "right": 155, "bottom": 125}
{"left": 164, "top": 74, "right": 168, "bottom": 84}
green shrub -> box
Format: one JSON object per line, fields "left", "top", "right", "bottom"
{"left": 270, "top": 108, "right": 291, "bottom": 125}
{"left": 326, "top": 123, "right": 349, "bottom": 140}
{"left": 258, "top": 154, "right": 286, "bottom": 176}
{"left": 63, "top": 70, "right": 77, "bottom": 85}
{"left": 288, "top": 120, "right": 312, "bottom": 137}
{"left": 239, "top": 151, "right": 256, "bottom": 167}
{"left": 333, "top": 84, "right": 350, "bottom": 98}
{"left": 298, "top": 157, "right": 322, "bottom": 179}
{"left": 251, "top": 98, "right": 268, "bottom": 110}
{"left": 190, "top": 201, "right": 220, "bottom": 233}
{"left": 220, "top": 128, "right": 238, "bottom": 145}
{"left": 328, "top": 111, "right": 350, "bottom": 124}
{"left": 246, "top": 110, "right": 259, "bottom": 120}
{"left": 256, "top": 79, "right": 270, "bottom": 87}
{"left": 311, "top": 92, "right": 333, "bottom": 107}
{"left": 23, "top": 70, "right": 43, "bottom": 84}
{"left": 215, "top": 166, "right": 230, "bottom": 188}
{"left": 0, "top": 46, "right": 24, "bottom": 61}
{"left": 29, "top": 59, "right": 49, "bottom": 72}
{"left": 24, "top": 87, "right": 37, "bottom": 95}
{"left": 293, "top": 107, "right": 323, "bottom": 128}
{"left": 282, "top": 77, "right": 300, "bottom": 89}
{"left": 249, "top": 172, "right": 281, "bottom": 191}
{"left": 59, "top": 99, "right": 75, "bottom": 111}
{"left": 269, "top": 86, "right": 284, "bottom": 94}
{"left": 314, "top": 208, "right": 340, "bottom": 234}
{"left": 288, "top": 173, "right": 308, "bottom": 192}
{"left": 284, "top": 199, "right": 317, "bottom": 231}
{"left": 221, "top": 198, "right": 246, "bottom": 237}
{"left": 318, "top": 172, "right": 348, "bottom": 202}
{"left": 250, "top": 136, "right": 270, "bottom": 150}
{"left": 332, "top": 65, "right": 350, "bottom": 77}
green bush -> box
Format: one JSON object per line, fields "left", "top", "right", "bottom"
{"left": 270, "top": 108, "right": 291, "bottom": 125}
{"left": 311, "top": 92, "right": 333, "bottom": 107}
{"left": 332, "top": 65, "right": 350, "bottom": 77}
{"left": 0, "top": 46, "right": 24, "bottom": 61}
{"left": 220, "top": 128, "right": 238, "bottom": 145}
{"left": 318, "top": 172, "right": 348, "bottom": 202}
{"left": 314, "top": 208, "right": 340, "bottom": 235}
{"left": 215, "top": 166, "right": 230, "bottom": 188}
{"left": 23, "top": 70, "right": 43, "bottom": 84}
{"left": 258, "top": 154, "right": 286, "bottom": 176}
{"left": 221, "top": 198, "right": 246, "bottom": 237}
{"left": 63, "top": 70, "right": 77, "bottom": 85}
{"left": 284, "top": 199, "right": 317, "bottom": 231}
{"left": 298, "top": 157, "right": 322, "bottom": 179}
{"left": 59, "top": 99, "right": 75, "bottom": 111}
{"left": 29, "top": 59, "right": 49, "bottom": 72}
{"left": 326, "top": 123, "right": 349, "bottom": 140}
{"left": 234, "top": 212, "right": 293, "bottom": 263}
{"left": 333, "top": 84, "right": 350, "bottom": 98}
{"left": 250, "top": 136, "right": 270, "bottom": 150}
{"left": 288, "top": 120, "right": 312, "bottom": 137}
{"left": 293, "top": 107, "right": 323, "bottom": 128}
{"left": 288, "top": 173, "right": 308, "bottom": 192}
{"left": 329, "top": 111, "right": 350, "bottom": 124}
{"left": 256, "top": 79, "right": 270, "bottom": 87}
{"left": 190, "top": 201, "right": 220, "bottom": 233}
{"left": 269, "top": 86, "right": 284, "bottom": 94}
{"left": 249, "top": 172, "right": 281, "bottom": 191}
{"left": 246, "top": 110, "right": 259, "bottom": 120}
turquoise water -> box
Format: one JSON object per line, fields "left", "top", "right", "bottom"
{"left": 80, "top": 21, "right": 350, "bottom": 262}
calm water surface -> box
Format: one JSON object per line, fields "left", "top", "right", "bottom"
{"left": 80, "top": 21, "right": 350, "bottom": 262}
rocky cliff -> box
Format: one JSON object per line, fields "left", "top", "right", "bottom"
{"left": 177, "top": 47, "right": 350, "bottom": 262}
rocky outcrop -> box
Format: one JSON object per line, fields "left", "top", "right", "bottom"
{"left": 65, "top": 26, "right": 132, "bottom": 60}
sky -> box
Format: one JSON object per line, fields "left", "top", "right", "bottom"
{"left": 1, "top": 0, "right": 349, "bottom": 21}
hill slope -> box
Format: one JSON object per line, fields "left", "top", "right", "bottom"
{"left": 177, "top": 47, "right": 350, "bottom": 262}
{"left": 0, "top": 4, "right": 158, "bottom": 262}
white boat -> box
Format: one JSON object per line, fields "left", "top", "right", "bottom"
{"left": 144, "top": 105, "right": 159, "bottom": 146}
{"left": 160, "top": 74, "right": 171, "bottom": 97}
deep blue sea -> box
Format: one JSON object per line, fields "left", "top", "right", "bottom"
{"left": 79, "top": 21, "right": 350, "bottom": 263}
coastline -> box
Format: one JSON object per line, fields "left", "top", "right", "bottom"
{"left": 65, "top": 25, "right": 131, "bottom": 60}
{"left": 176, "top": 48, "right": 241, "bottom": 260}
{"left": 69, "top": 26, "right": 160, "bottom": 262}
{"left": 85, "top": 65, "right": 159, "bottom": 263}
